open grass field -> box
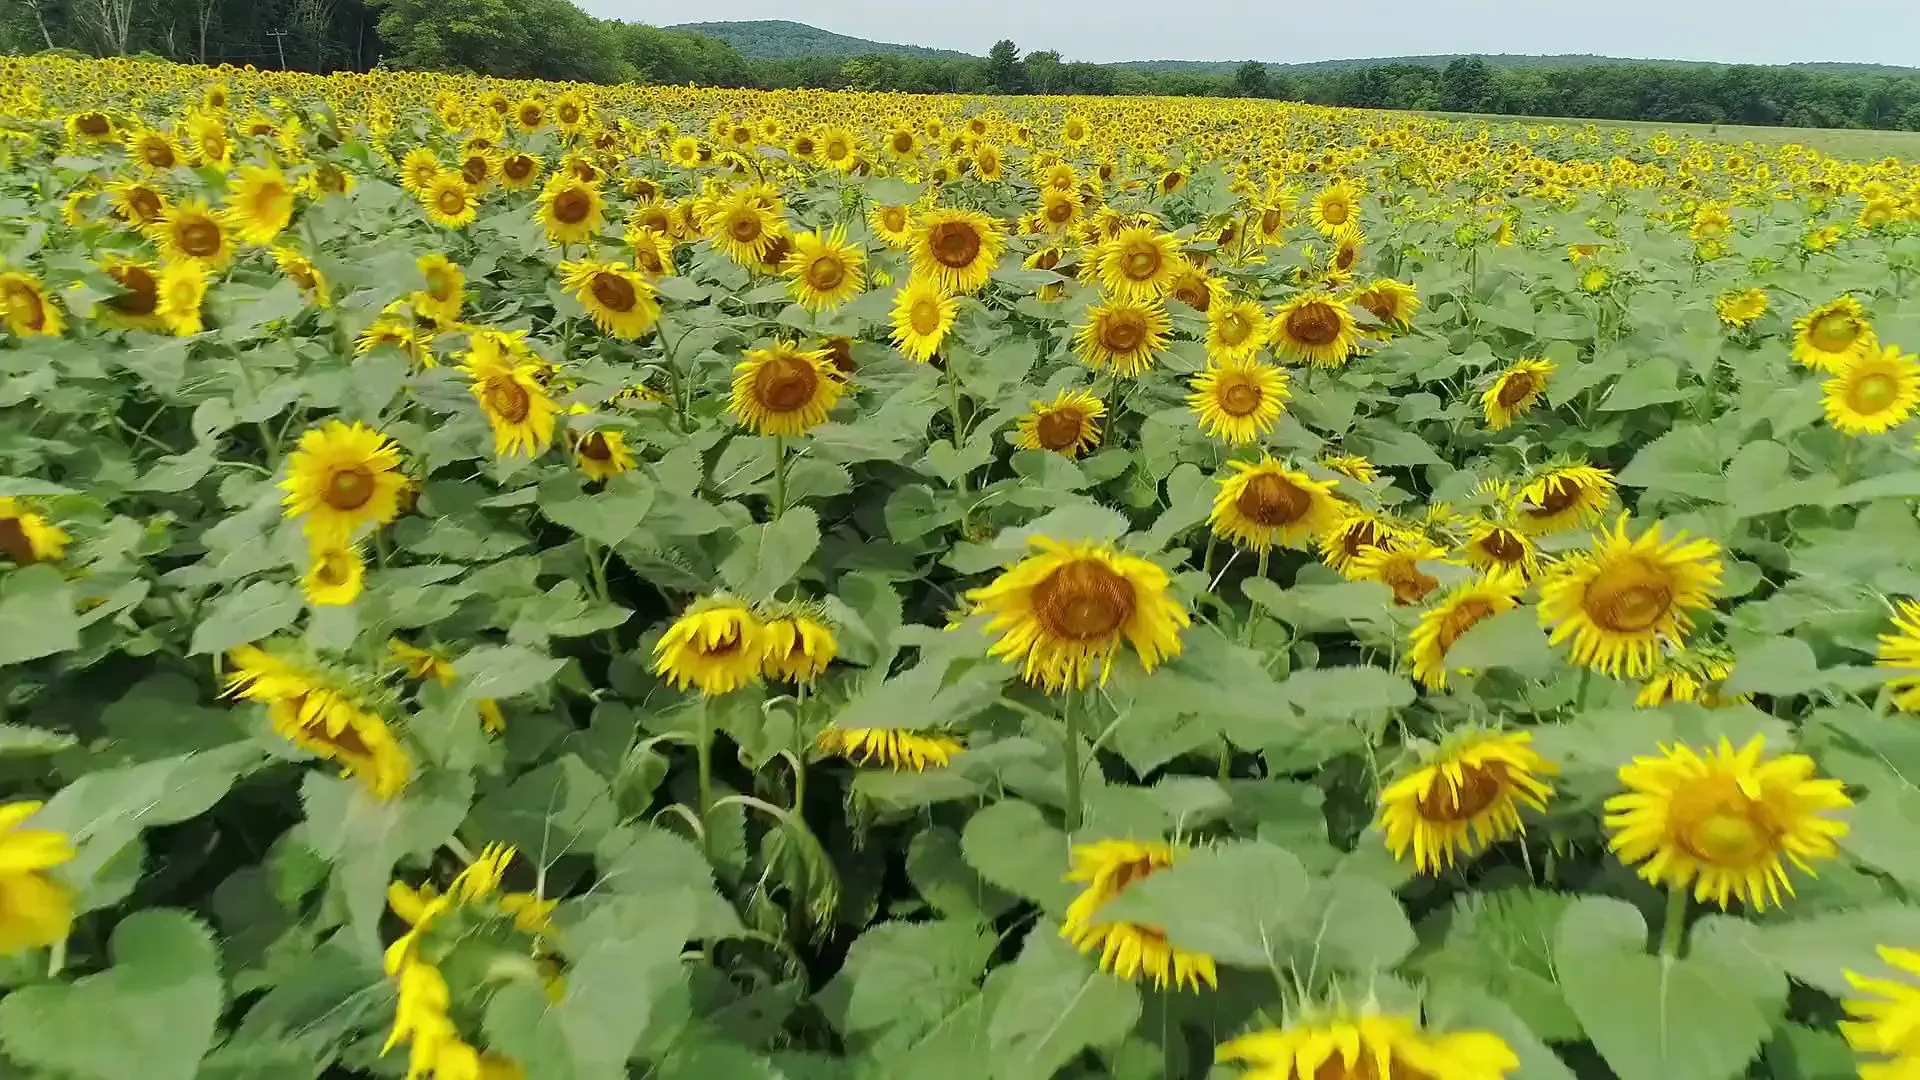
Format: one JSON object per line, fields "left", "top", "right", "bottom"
{"left": 4, "top": 52, "right": 1920, "bottom": 1080}
{"left": 1428, "top": 107, "right": 1920, "bottom": 157}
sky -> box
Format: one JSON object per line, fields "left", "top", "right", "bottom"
{"left": 579, "top": 0, "right": 1920, "bottom": 67}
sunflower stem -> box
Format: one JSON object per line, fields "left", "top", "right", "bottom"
{"left": 696, "top": 701, "right": 716, "bottom": 859}
{"left": 772, "top": 435, "right": 789, "bottom": 519}
{"left": 1062, "top": 689, "right": 1084, "bottom": 835}
{"left": 1242, "top": 548, "right": 1270, "bottom": 646}
{"left": 1658, "top": 883, "right": 1690, "bottom": 958}
{"left": 1573, "top": 667, "right": 1594, "bottom": 712}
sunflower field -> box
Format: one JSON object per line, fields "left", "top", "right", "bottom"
{"left": 10, "top": 48, "right": 1920, "bottom": 1080}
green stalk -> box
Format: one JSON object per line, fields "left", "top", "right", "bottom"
{"left": 1062, "top": 689, "right": 1083, "bottom": 834}
{"left": 772, "top": 435, "right": 789, "bottom": 520}
{"left": 1242, "top": 548, "right": 1271, "bottom": 646}
{"left": 696, "top": 703, "right": 715, "bottom": 858}
{"left": 1658, "top": 884, "right": 1689, "bottom": 958}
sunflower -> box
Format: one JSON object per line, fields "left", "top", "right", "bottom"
{"left": 818, "top": 126, "right": 860, "bottom": 172}
{"left": 1189, "top": 359, "right": 1290, "bottom": 446}
{"left": 1320, "top": 454, "right": 1379, "bottom": 483}
{"left": 399, "top": 148, "right": 441, "bottom": 194}
{"left": 1538, "top": 515, "right": 1724, "bottom": 679}
{"left": 653, "top": 598, "right": 764, "bottom": 696}
{"left": 422, "top": 173, "right": 478, "bottom": 229}
{"left": 1269, "top": 292, "right": 1358, "bottom": 368}
{"left": 560, "top": 259, "right": 660, "bottom": 340}
{"left": 1824, "top": 345, "right": 1920, "bottom": 436}
{"left": 129, "top": 127, "right": 183, "bottom": 171}
{"left": 876, "top": 278, "right": 957, "bottom": 365}
{"left": 1350, "top": 277, "right": 1422, "bottom": 329}
{"left": 537, "top": 175, "right": 604, "bottom": 248}
{"left": 761, "top": 612, "right": 838, "bottom": 685}
{"left": 281, "top": 421, "right": 408, "bottom": 550}
{"left": 92, "top": 257, "right": 166, "bottom": 333}
{"left": 1605, "top": 736, "right": 1851, "bottom": 911}
{"left": 148, "top": 199, "right": 234, "bottom": 269}
{"left": 1512, "top": 463, "right": 1615, "bottom": 535}
{"left": 1015, "top": 389, "right": 1106, "bottom": 458}
{"left": 1637, "top": 644, "right": 1745, "bottom": 708}
{"left": 273, "top": 248, "right": 330, "bottom": 307}
{"left": 968, "top": 537, "right": 1189, "bottom": 691}
{"left": 156, "top": 260, "right": 209, "bottom": 336}
{"left": 1793, "top": 296, "right": 1878, "bottom": 373}
{"left": 225, "top": 644, "right": 412, "bottom": 799}
{"left": 302, "top": 545, "right": 365, "bottom": 607}
{"left": 1060, "top": 839, "right": 1215, "bottom": 992}
{"left": 1715, "top": 287, "right": 1769, "bottom": 328}
{"left": 460, "top": 337, "right": 558, "bottom": 459}
{"left": 1310, "top": 180, "right": 1362, "bottom": 238}
{"left": 815, "top": 729, "right": 963, "bottom": 771}
{"left": 783, "top": 226, "right": 866, "bottom": 312}
{"left": 729, "top": 341, "right": 846, "bottom": 437}
{"left": 1321, "top": 508, "right": 1416, "bottom": 575}
{"left": 499, "top": 151, "right": 542, "bottom": 191}
{"left": 0, "top": 273, "right": 64, "bottom": 338}
{"left": 867, "top": 203, "right": 915, "bottom": 249}
{"left": 0, "top": 498, "right": 68, "bottom": 566}
{"left": 567, "top": 421, "right": 635, "bottom": 483}
{"left": 624, "top": 225, "right": 677, "bottom": 279}
{"left": 705, "top": 189, "right": 782, "bottom": 266}
{"left": 1843, "top": 946, "right": 1920, "bottom": 1076}
{"left": 1038, "top": 187, "right": 1083, "bottom": 232}
{"left": 224, "top": 164, "right": 295, "bottom": 245}
{"left": 1460, "top": 518, "right": 1543, "bottom": 580}
{"left": 1205, "top": 295, "right": 1267, "bottom": 364}
{"left": 1480, "top": 358, "right": 1556, "bottom": 431}
{"left": 1209, "top": 458, "right": 1343, "bottom": 554}
{"left": 1351, "top": 539, "right": 1451, "bottom": 605}
{"left": 413, "top": 254, "right": 464, "bottom": 325}
{"left": 912, "top": 207, "right": 1005, "bottom": 295}
{"left": 1408, "top": 570, "right": 1527, "bottom": 690}
{"left": 1074, "top": 296, "right": 1170, "bottom": 378}
{"left": 1094, "top": 227, "right": 1184, "bottom": 300}
{"left": 108, "top": 178, "right": 169, "bottom": 226}
{"left": 0, "top": 801, "right": 76, "bottom": 954}
{"left": 1875, "top": 599, "right": 1920, "bottom": 712}
{"left": 1217, "top": 1008, "right": 1518, "bottom": 1080}
{"left": 1377, "top": 730, "right": 1555, "bottom": 873}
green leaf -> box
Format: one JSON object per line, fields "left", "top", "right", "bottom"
{"left": 469, "top": 754, "right": 618, "bottom": 858}
{"left": 1416, "top": 889, "right": 1581, "bottom": 1042}
{"left": 453, "top": 643, "right": 564, "bottom": 700}
{"left": 1097, "top": 840, "right": 1312, "bottom": 968}
{"left": 818, "top": 920, "right": 996, "bottom": 1045}
{"left": 189, "top": 581, "right": 302, "bottom": 656}
{"left": 299, "top": 771, "right": 472, "bottom": 961}
{"left": 0, "top": 910, "right": 223, "bottom": 1080}
{"left": 985, "top": 927, "right": 1141, "bottom": 1080}
{"left": 908, "top": 826, "right": 1016, "bottom": 923}
{"left": 1279, "top": 666, "right": 1414, "bottom": 722}
{"left": 1556, "top": 897, "right": 1786, "bottom": 1080}
{"left": 0, "top": 564, "right": 81, "bottom": 665}
{"left": 594, "top": 825, "right": 743, "bottom": 939}
{"left": 1425, "top": 984, "right": 1579, "bottom": 1080}
{"left": 1750, "top": 905, "right": 1920, "bottom": 997}
{"left": 829, "top": 656, "right": 1006, "bottom": 733}
{"left": 720, "top": 507, "right": 821, "bottom": 600}
{"left": 1297, "top": 872, "right": 1416, "bottom": 972}
{"left": 1724, "top": 637, "right": 1824, "bottom": 696}
{"left": 995, "top": 502, "right": 1130, "bottom": 549}
{"left": 0, "top": 722, "right": 76, "bottom": 755}
{"left": 540, "top": 473, "right": 656, "bottom": 547}
{"left": 961, "top": 799, "right": 1078, "bottom": 912}
{"left": 1443, "top": 607, "right": 1561, "bottom": 679}
{"left": 1600, "top": 356, "right": 1684, "bottom": 411}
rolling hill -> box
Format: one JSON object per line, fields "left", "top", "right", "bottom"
{"left": 668, "top": 20, "right": 973, "bottom": 62}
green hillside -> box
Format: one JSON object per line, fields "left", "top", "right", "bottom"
{"left": 667, "top": 20, "right": 973, "bottom": 61}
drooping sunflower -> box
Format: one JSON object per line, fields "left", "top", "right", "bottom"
{"left": 560, "top": 259, "right": 660, "bottom": 340}
{"left": 1875, "top": 599, "right": 1920, "bottom": 712}
{"left": 889, "top": 277, "right": 958, "bottom": 363}
{"left": 1269, "top": 291, "right": 1359, "bottom": 368}
{"left": 1824, "top": 345, "right": 1920, "bottom": 436}
{"left": 1208, "top": 458, "right": 1343, "bottom": 554}
{"left": 1320, "top": 507, "right": 1416, "bottom": 575}
{"left": 1842, "top": 946, "right": 1920, "bottom": 1076}
{"left": 728, "top": 341, "right": 846, "bottom": 437}
{"left": 1538, "top": 515, "right": 1724, "bottom": 679}
{"left": 1480, "top": 358, "right": 1556, "bottom": 431}
{"left": 783, "top": 226, "right": 866, "bottom": 312}
{"left": 815, "top": 728, "right": 963, "bottom": 771}
{"left": 302, "top": 545, "right": 365, "bottom": 607}
{"left": 1408, "top": 570, "right": 1527, "bottom": 690}
{"left": 225, "top": 164, "right": 295, "bottom": 245}
{"left": 1351, "top": 539, "right": 1451, "bottom": 606}
{"left": 0, "top": 498, "right": 68, "bottom": 566}
{"left": 1189, "top": 359, "right": 1290, "bottom": 446}
{"left": 1320, "top": 453, "right": 1379, "bottom": 483}
{"left": 0, "top": 800, "right": 77, "bottom": 954}
{"left": 422, "top": 172, "right": 478, "bottom": 229}
{"left": 225, "top": 644, "right": 413, "bottom": 799}
{"left": 867, "top": 203, "right": 915, "bottom": 249}
{"left": 1512, "top": 463, "right": 1616, "bottom": 535}
{"left": 704, "top": 189, "right": 783, "bottom": 266}
{"left": 460, "top": 336, "right": 558, "bottom": 459}
{"left": 1060, "top": 839, "right": 1216, "bottom": 992}
{"left": 1460, "top": 518, "right": 1544, "bottom": 581}
{"left": 92, "top": 256, "right": 166, "bottom": 333}
{"left": 0, "top": 272, "right": 65, "bottom": 338}
{"left": 1606, "top": 736, "right": 1851, "bottom": 911}
{"left": 273, "top": 248, "right": 331, "bottom": 307}
{"left": 1793, "top": 296, "right": 1878, "bottom": 373}
{"left": 156, "top": 260, "right": 209, "bottom": 336}
{"left": 1349, "top": 277, "right": 1422, "bottom": 329}
{"left": 536, "top": 175, "right": 604, "bottom": 248}
{"left": 281, "top": 421, "right": 408, "bottom": 551}
{"left": 1377, "top": 729, "right": 1556, "bottom": 874}
{"left": 761, "top": 612, "right": 838, "bottom": 685}
{"left": 1094, "top": 227, "right": 1185, "bottom": 300}
{"left": 1217, "top": 1008, "right": 1518, "bottom": 1080}
{"left": 1205, "top": 295, "right": 1267, "bottom": 364}
{"left": 911, "top": 207, "right": 1005, "bottom": 295}
{"left": 1074, "top": 296, "right": 1171, "bottom": 378}
{"left": 108, "top": 178, "right": 169, "bottom": 227}
{"left": 653, "top": 598, "right": 764, "bottom": 697}
{"left": 1714, "top": 287, "right": 1769, "bottom": 328}
{"left": 147, "top": 199, "right": 234, "bottom": 269}
{"left": 1015, "top": 389, "right": 1107, "bottom": 458}
{"left": 968, "top": 537, "right": 1189, "bottom": 691}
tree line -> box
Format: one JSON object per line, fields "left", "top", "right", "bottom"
{"left": 7, "top": 0, "right": 1920, "bottom": 135}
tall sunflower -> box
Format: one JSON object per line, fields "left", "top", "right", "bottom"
{"left": 569, "top": 425, "right": 635, "bottom": 483}
{"left": 867, "top": 203, "right": 915, "bottom": 249}
{"left": 1205, "top": 295, "right": 1267, "bottom": 364}
{"left": 537, "top": 175, "right": 604, "bottom": 248}
{"left": 281, "top": 421, "right": 408, "bottom": 551}
{"left": 1309, "top": 180, "right": 1363, "bottom": 238}
{"left": 499, "top": 151, "right": 542, "bottom": 191}
{"left": 1320, "top": 507, "right": 1416, "bottom": 575}
{"left": 422, "top": 173, "right": 478, "bottom": 230}
{"left": 728, "top": 341, "right": 846, "bottom": 437}
{"left": 1269, "top": 292, "right": 1358, "bottom": 368}
{"left": 1377, "top": 730, "right": 1555, "bottom": 873}
{"left": 1538, "top": 515, "right": 1723, "bottom": 679}
{"left": 156, "top": 260, "right": 209, "bottom": 336}
{"left": 1459, "top": 518, "right": 1544, "bottom": 581}
{"left": 225, "top": 643, "right": 412, "bottom": 799}
{"left": 1350, "top": 277, "right": 1422, "bottom": 329}
{"left": 93, "top": 257, "right": 166, "bottom": 333}
{"left": 0, "top": 498, "right": 69, "bottom": 566}
{"left": 783, "top": 226, "right": 866, "bottom": 312}
{"left": 225, "top": 165, "right": 295, "bottom": 245}
{"left": 1408, "top": 570, "right": 1527, "bottom": 690}
{"left": 1715, "top": 287, "right": 1769, "bottom": 328}
{"left": 761, "top": 611, "right": 838, "bottom": 685}
{"left": 1606, "top": 736, "right": 1851, "bottom": 910}
{"left": 460, "top": 336, "right": 558, "bottom": 459}
{"left": 1209, "top": 458, "right": 1343, "bottom": 554}
{"left": 1188, "top": 358, "right": 1290, "bottom": 446}
{"left": 1217, "top": 1008, "right": 1518, "bottom": 1080}
{"left": 1015, "top": 389, "right": 1106, "bottom": 458}
{"left": 653, "top": 598, "right": 764, "bottom": 696}
{"left": 1824, "top": 345, "right": 1920, "bottom": 436}
{"left": 911, "top": 207, "right": 1005, "bottom": 295}
{"left": 889, "top": 277, "right": 958, "bottom": 363}
{"left": 1512, "top": 463, "right": 1615, "bottom": 535}
{"left": 1094, "top": 227, "right": 1185, "bottom": 300}
{"left": 815, "top": 728, "right": 963, "bottom": 771}
{"left": 0, "top": 801, "right": 77, "bottom": 954}
{"left": 560, "top": 259, "right": 660, "bottom": 340}
{"left": 1793, "top": 296, "right": 1877, "bottom": 373}
{"left": 399, "top": 147, "right": 441, "bottom": 195}
{"left": 1351, "top": 539, "right": 1451, "bottom": 606}
{"left": 1060, "top": 839, "right": 1216, "bottom": 992}
{"left": 1481, "top": 358, "right": 1555, "bottom": 431}
{"left": 967, "top": 537, "right": 1189, "bottom": 691}
{"left": 704, "top": 189, "right": 783, "bottom": 266}
{"left": 0, "top": 273, "right": 65, "bottom": 338}
{"left": 1074, "top": 296, "right": 1170, "bottom": 378}
{"left": 147, "top": 199, "right": 235, "bottom": 269}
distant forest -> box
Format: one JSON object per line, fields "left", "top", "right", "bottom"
{"left": 6, "top": 0, "right": 1920, "bottom": 134}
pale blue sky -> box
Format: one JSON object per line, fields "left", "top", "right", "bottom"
{"left": 579, "top": 0, "right": 1920, "bottom": 67}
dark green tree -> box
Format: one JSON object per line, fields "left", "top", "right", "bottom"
{"left": 1234, "top": 60, "right": 1271, "bottom": 98}
{"left": 1439, "top": 56, "right": 1494, "bottom": 112}
{"left": 987, "top": 38, "right": 1022, "bottom": 93}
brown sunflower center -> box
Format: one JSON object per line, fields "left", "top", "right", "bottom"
{"left": 909, "top": 297, "right": 944, "bottom": 336}
{"left": 1260, "top": 208, "right": 1284, "bottom": 233}
{"left": 824, "top": 138, "right": 850, "bottom": 161}
{"left": 1335, "top": 245, "right": 1357, "bottom": 271}
{"left": 753, "top": 355, "right": 820, "bottom": 413}
{"left": 1382, "top": 557, "right": 1441, "bottom": 606}
{"left": 315, "top": 550, "right": 355, "bottom": 587}
{"left": 1099, "top": 311, "right": 1148, "bottom": 353}
{"left": 2, "top": 286, "right": 45, "bottom": 329}
{"left": 552, "top": 189, "right": 590, "bottom": 225}
{"left": 805, "top": 256, "right": 846, "bottom": 292}
{"left": 891, "top": 132, "right": 914, "bottom": 154}
{"left": 1479, "top": 528, "right": 1526, "bottom": 565}
{"left": 823, "top": 337, "right": 855, "bottom": 373}
{"left": 1321, "top": 198, "right": 1351, "bottom": 225}
{"left": 928, "top": 221, "right": 982, "bottom": 268}
{"left": 1236, "top": 473, "right": 1311, "bottom": 526}
{"left": 1810, "top": 312, "right": 1860, "bottom": 352}
{"left": 1031, "top": 558, "right": 1136, "bottom": 641}
{"left": 76, "top": 112, "right": 110, "bottom": 137}
{"left": 109, "top": 266, "right": 160, "bottom": 315}
{"left": 726, "top": 210, "right": 763, "bottom": 243}
{"left": 1216, "top": 311, "right": 1255, "bottom": 346}
{"left": 503, "top": 156, "right": 533, "bottom": 181}
{"left": 0, "top": 517, "right": 36, "bottom": 564}
{"left": 700, "top": 626, "right": 744, "bottom": 659}
{"left": 1582, "top": 556, "right": 1674, "bottom": 634}
{"left": 1122, "top": 246, "right": 1161, "bottom": 281}
{"left": 1415, "top": 761, "right": 1510, "bottom": 822}
{"left": 325, "top": 466, "right": 376, "bottom": 511}
{"left": 519, "top": 105, "right": 542, "bottom": 127}
{"left": 125, "top": 187, "right": 162, "bottom": 221}
{"left": 578, "top": 432, "right": 613, "bottom": 461}
{"left": 1436, "top": 598, "right": 1496, "bottom": 651}
{"left": 1495, "top": 372, "right": 1540, "bottom": 408}
{"left": 590, "top": 272, "right": 637, "bottom": 313}
{"left": 1217, "top": 376, "right": 1263, "bottom": 418}
{"left": 179, "top": 219, "right": 223, "bottom": 257}
{"left": 560, "top": 104, "right": 581, "bottom": 125}
{"left": 1848, "top": 372, "right": 1900, "bottom": 413}
{"left": 1670, "top": 775, "right": 1780, "bottom": 868}
{"left": 485, "top": 378, "right": 533, "bottom": 423}
{"left": 1046, "top": 198, "right": 1075, "bottom": 224}
{"left": 436, "top": 188, "right": 466, "bottom": 215}
{"left": 793, "top": 136, "right": 816, "bottom": 157}
{"left": 142, "top": 141, "right": 175, "bottom": 167}
{"left": 1031, "top": 248, "right": 1061, "bottom": 271}
{"left": 1035, "top": 408, "right": 1086, "bottom": 451}
{"left": 1285, "top": 301, "right": 1342, "bottom": 347}
{"left": 1526, "top": 479, "right": 1582, "bottom": 518}
{"left": 462, "top": 157, "right": 489, "bottom": 185}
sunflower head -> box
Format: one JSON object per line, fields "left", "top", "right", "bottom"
{"left": 1209, "top": 458, "right": 1343, "bottom": 555}
{"left": 1269, "top": 291, "right": 1358, "bottom": 368}
{"left": 1349, "top": 277, "right": 1422, "bottom": 328}
{"left": 1481, "top": 358, "right": 1556, "bottom": 432}
{"left": 1351, "top": 539, "right": 1451, "bottom": 605}
{"left": 1095, "top": 227, "right": 1184, "bottom": 300}
{"left": 1793, "top": 296, "right": 1877, "bottom": 373}
{"left": 1824, "top": 345, "right": 1920, "bottom": 436}
{"left": 1408, "top": 569, "right": 1527, "bottom": 690}
{"left": 1189, "top": 359, "right": 1290, "bottom": 446}
{"left": 1513, "top": 463, "right": 1615, "bottom": 535}
{"left": 782, "top": 226, "right": 866, "bottom": 312}
{"left": 653, "top": 597, "right": 764, "bottom": 697}
{"left": 0, "top": 498, "right": 69, "bottom": 566}
{"left": 728, "top": 341, "right": 846, "bottom": 437}
{"left": 761, "top": 610, "right": 839, "bottom": 685}
{"left": 815, "top": 728, "right": 963, "bottom": 771}
{"left": 1217, "top": 1006, "right": 1518, "bottom": 1080}
{"left": 1015, "top": 389, "right": 1107, "bottom": 458}
{"left": 1377, "top": 729, "right": 1556, "bottom": 873}
{"left": 1060, "top": 838, "right": 1216, "bottom": 993}
{"left": 280, "top": 421, "right": 408, "bottom": 551}
{"left": 1074, "top": 296, "right": 1171, "bottom": 378}
{"left": 1206, "top": 296, "right": 1267, "bottom": 363}
{"left": 1538, "top": 514, "right": 1724, "bottom": 679}
{"left": 560, "top": 259, "right": 660, "bottom": 340}
{"left": 912, "top": 207, "right": 1005, "bottom": 295}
